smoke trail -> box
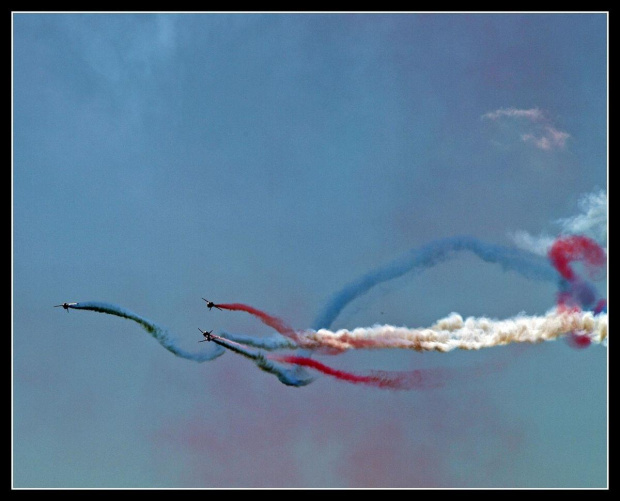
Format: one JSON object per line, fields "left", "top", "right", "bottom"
{"left": 218, "top": 331, "right": 299, "bottom": 351}
{"left": 594, "top": 300, "right": 607, "bottom": 315}
{"left": 295, "top": 309, "right": 607, "bottom": 353}
{"left": 213, "top": 331, "right": 454, "bottom": 390}
{"left": 63, "top": 301, "right": 225, "bottom": 362}
{"left": 59, "top": 301, "right": 312, "bottom": 385}
{"left": 312, "top": 236, "right": 559, "bottom": 330}
{"left": 216, "top": 307, "right": 341, "bottom": 355}
{"left": 270, "top": 355, "right": 448, "bottom": 390}
{"left": 206, "top": 334, "right": 313, "bottom": 387}
{"left": 547, "top": 235, "right": 606, "bottom": 312}
{"left": 548, "top": 235, "right": 606, "bottom": 282}
{"left": 215, "top": 303, "right": 300, "bottom": 341}
{"left": 210, "top": 304, "right": 460, "bottom": 389}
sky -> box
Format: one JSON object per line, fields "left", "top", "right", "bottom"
{"left": 12, "top": 12, "right": 608, "bottom": 489}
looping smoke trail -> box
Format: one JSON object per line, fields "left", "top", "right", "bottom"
{"left": 64, "top": 301, "right": 225, "bottom": 362}
{"left": 213, "top": 234, "right": 607, "bottom": 388}
{"left": 210, "top": 234, "right": 606, "bottom": 388}
{"left": 312, "top": 236, "right": 559, "bottom": 331}
{"left": 546, "top": 235, "right": 607, "bottom": 348}
{"left": 548, "top": 235, "right": 607, "bottom": 312}
{"left": 548, "top": 235, "right": 606, "bottom": 282}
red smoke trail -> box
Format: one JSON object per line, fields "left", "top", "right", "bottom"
{"left": 271, "top": 355, "right": 446, "bottom": 391}
{"left": 593, "top": 299, "right": 607, "bottom": 315}
{"left": 548, "top": 235, "right": 606, "bottom": 281}
{"left": 216, "top": 303, "right": 299, "bottom": 341}
{"left": 565, "top": 333, "right": 592, "bottom": 349}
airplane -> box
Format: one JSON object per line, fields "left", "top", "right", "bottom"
{"left": 54, "top": 302, "right": 77, "bottom": 312}
{"left": 202, "top": 298, "right": 223, "bottom": 311}
{"left": 198, "top": 328, "right": 215, "bottom": 342}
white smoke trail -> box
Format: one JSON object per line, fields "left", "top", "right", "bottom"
{"left": 295, "top": 309, "right": 607, "bottom": 353}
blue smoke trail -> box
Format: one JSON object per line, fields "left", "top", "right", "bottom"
{"left": 312, "top": 236, "right": 560, "bottom": 330}
{"left": 64, "top": 301, "right": 312, "bottom": 386}
{"left": 66, "top": 301, "right": 225, "bottom": 362}
{"left": 218, "top": 331, "right": 299, "bottom": 351}
{"left": 207, "top": 335, "right": 313, "bottom": 387}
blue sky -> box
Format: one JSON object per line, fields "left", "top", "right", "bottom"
{"left": 12, "top": 12, "right": 607, "bottom": 488}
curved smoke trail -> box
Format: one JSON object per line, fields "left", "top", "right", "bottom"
{"left": 62, "top": 302, "right": 313, "bottom": 386}
{"left": 312, "top": 236, "right": 560, "bottom": 331}
{"left": 218, "top": 237, "right": 562, "bottom": 350}
{"left": 270, "top": 355, "right": 449, "bottom": 390}
{"left": 213, "top": 304, "right": 474, "bottom": 389}
{"left": 214, "top": 303, "right": 300, "bottom": 341}
{"left": 213, "top": 235, "right": 606, "bottom": 389}
{"left": 548, "top": 235, "right": 606, "bottom": 282}
{"left": 64, "top": 301, "right": 225, "bottom": 362}
{"left": 205, "top": 334, "right": 313, "bottom": 387}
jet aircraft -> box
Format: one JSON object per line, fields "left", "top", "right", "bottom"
{"left": 202, "top": 298, "right": 223, "bottom": 311}
{"left": 198, "top": 328, "right": 215, "bottom": 342}
{"left": 54, "top": 302, "right": 77, "bottom": 312}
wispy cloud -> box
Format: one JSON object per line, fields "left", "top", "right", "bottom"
{"left": 483, "top": 107, "right": 570, "bottom": 151}
{"left": 558, "top": 189, "right": 607, "bottom": 244}
{"left": 521, "top": 126, "right": 570, "bottom": 150}
{"left": 482, "top": 107, "right": 544, "bottom": 122}
{"left": 509, "top": 189, "right": 607, "bottom": 256}
{"left": 55, "top": 14, "right": 179, "bottom": 125}
{"left": 509, "top": 231, "right": 556, "bottom": 257}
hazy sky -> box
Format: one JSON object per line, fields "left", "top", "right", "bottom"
{"left": 12, "top": 12, "right": 607, "bottom": 488}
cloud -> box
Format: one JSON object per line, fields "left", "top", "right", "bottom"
{"left": 52, "top": 14, "right": 180, "bottom": 126}
{"left": 482, "top": 107, "right": 544, "bottom": 122}
{"left": 557, "top": 189, "right": 607, "bottom": 244}
{"left": 521, "top": 126, "right": 570, "bottom": 150}
{"left": 483, "top": 107, "right": 570, "bottom": 151}
{"left": 508, "top": 231, "right": 556, "bottom": 257}
{"left": 509, "top": 189, "right": 607, "bottom": 256}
